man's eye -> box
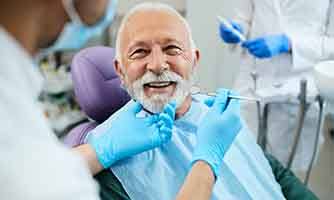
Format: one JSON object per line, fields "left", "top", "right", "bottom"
{"left": 129, "top": 49, "right": 149, "bottom": 59}
{"left": 164, "top": 45, "right": 182, "bottom": 56}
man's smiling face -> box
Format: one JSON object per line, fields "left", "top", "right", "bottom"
{"left": 115, "top": 9, "right": 199, "bottom": 113}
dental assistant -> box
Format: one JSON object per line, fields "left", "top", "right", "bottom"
{"left": 0, "top": 0, "right": 118, "bottom": 199}
{"left": 219, "top": 0, "right": 333, "bottom": 170}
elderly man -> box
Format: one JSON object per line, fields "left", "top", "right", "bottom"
{"left": 86, "top": 3, "right": 286, "bottom": 200}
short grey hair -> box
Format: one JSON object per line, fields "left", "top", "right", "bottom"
{"left": 115, "top": 2, "right": 196, "bottom": 61}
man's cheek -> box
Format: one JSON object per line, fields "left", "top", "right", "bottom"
{"left": 127, "top": 68, "right": 145, "bottom": 83}
{"left": 170, "top": 60, "right": 192, "bottom": 77}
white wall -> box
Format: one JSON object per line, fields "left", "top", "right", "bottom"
{"left": 186, "top": 0, "right": 240, "bottom": 91}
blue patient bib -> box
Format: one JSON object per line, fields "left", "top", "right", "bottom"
{"left": 88, "top": 95, "right": 286, "bottom": 200}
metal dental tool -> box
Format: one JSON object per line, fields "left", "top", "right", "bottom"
{"left": 191, "top": 87, "right": 261, "bottom": 102}
{"left": 207, "top": 93, "right": 260, "bottom": 102}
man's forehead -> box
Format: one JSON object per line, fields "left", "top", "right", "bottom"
{"left": 120, "top": 10, "right": 190, "bottom": 48}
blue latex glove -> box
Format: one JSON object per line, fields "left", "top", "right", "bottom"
{"left": 241, "top": 34, "right": 290, "bottom": 58}
{"left": 191, "top": 89, "right": 242, "bottom": 177}
{"left": 88, "top": 101, "right": 176, "bottom": 168}
{"left": 219, "top": 20, "right": 244, "bottom": 43}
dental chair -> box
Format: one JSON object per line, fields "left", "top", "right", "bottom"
{"left": 63, "top": 46, "right": 318, "bottom": 200}
{"left": 63, "top": 46, "right": 130, "bottom": 147}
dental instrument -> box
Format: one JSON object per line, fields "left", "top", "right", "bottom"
{"left": 191, "top": 87, "right": 260, "bottom": 102}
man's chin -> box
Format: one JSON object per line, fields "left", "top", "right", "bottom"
{"left": 142, "top": 103, "right": 166, "bottom": 114}
{"left": 139, "top": 94, "right": 172, "bottom": 114}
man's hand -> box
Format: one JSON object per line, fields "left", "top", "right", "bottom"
{"left": 191, "top": 89, "right": 242, "bottom": 178}
{"left": 88, "top": 101, "right": 176, "bottom": 169}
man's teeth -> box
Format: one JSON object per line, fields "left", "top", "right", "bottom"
{"left": 145, "top": 81, "right": 173, "bottom": 88}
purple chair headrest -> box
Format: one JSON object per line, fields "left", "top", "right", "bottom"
{"left": 71, "top": 46, "right": 130, "bottom": 123}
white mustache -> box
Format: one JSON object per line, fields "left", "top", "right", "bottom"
{"left": 139, "top": 71, "right": 183, "bottom": 85}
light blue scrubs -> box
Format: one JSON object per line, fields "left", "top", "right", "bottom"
{"left": 87, "top": 95, "right": 286, "bottom": 200}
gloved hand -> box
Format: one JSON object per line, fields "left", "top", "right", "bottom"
{"left": 241, "top": 34, "right": 291, "bottom": 58}
{"left": 219, "top": 20, "right": 244, "bottom": 43}
{"left": 88, "top": 101, "right": 176, "bottom": 169}
{"left": 191, "top": 89, "right": 242, "bottom": 178}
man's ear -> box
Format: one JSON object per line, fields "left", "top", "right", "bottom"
{"left": 192, "top": 49, "right": 200, "bottom": 71}
{"left": 114, "top": 59, "right": 125, "bottom": 84}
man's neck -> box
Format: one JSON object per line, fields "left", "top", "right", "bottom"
{"left": 175, "top": 95, "right": 192, "bottom": 119}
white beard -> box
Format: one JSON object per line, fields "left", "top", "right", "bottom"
{"left": 125, "top": 70, "right": 193, "bottom": 113}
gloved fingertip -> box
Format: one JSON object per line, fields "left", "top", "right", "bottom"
{"left": 212, "top": 88, "right": 229, "bottom": 111}
{"left": 251, "top": 49, "right": 269, "bottom": 58}
{"left": 216, "top": 89, "right": 230, "bottom": 101}
{"left": 242, "top": 38, "right": 259, "bottom": 47}
{"left": 226, "top": 98, "right": 241, "bottom": 114}
{"left": 157, "top": 120, "right": 164, "bottom": 128}
{"left": 169, "top": 100, "right": 177, "bottom": 108}
{"left": 163, "top": 103, "right": 176, "bottom": 119}
{"left": 131, "top": 101, "right": 143, "bottom": 114}
{"left": 216, "top": 88, "right": 229, "bottom": 94}
{"left": 204, "top": 97, "right": 215, "bottom": 107}
{"left": 249, "top": 49, "right": 264, "bottom": 58}
{"left": 241, "top": 42, "right": 248, "bottom": 48}
{"left": 219, "top": 22, "right": 230, "bottom": 29}
{"left": 222, "top": 29, "right": 233, "bottom": 35}
{"left": 146, "top": 114, "right": 159, "bottom": 125}
{"left": 219, "top": 23, "right": 225, "bottom": 30}
{"left": 153, "top": 114, "right": 159, "bottom": 122}
{"left": 159, "top": 127, "right": 172, "bottom": 142}
{"left": 159, "top": 113, "right": 173, "bottom": 128}
{"left": 231, "top": 21, "right": 243, "bottom": 33}
{"left": 229, "top": 90, "right": 240, "bottom": 97}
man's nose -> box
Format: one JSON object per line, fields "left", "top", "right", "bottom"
{"left": 146, "top": 47, "right": 168, "bottom": 74}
